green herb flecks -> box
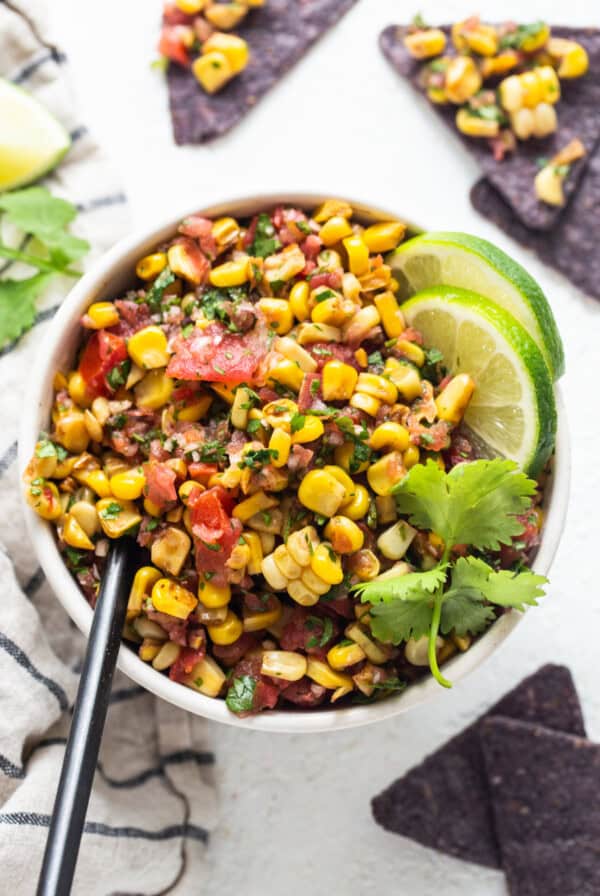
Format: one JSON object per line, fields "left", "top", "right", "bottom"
{"left": 226, "top": 675, "right": 256, "bottom": 713}
{"left": 249, "top": 213, "right": 281, "bottom": 259}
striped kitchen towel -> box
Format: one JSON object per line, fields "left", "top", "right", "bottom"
{"left": 0, "top": 2, "right": 217, "bottom": 894}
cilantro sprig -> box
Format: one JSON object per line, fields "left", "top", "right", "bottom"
{"left": 353, "top": 460, "right": 547, "bottom": 689}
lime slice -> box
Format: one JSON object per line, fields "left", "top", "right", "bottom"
{"left": 402, "top": 286, "right": 556, "bottom": 475}
{"left": 0, "top": 79, "right": 70, "bottom": 192}
{"left": 389, "top": 232, "right": 564, "bottom": 380}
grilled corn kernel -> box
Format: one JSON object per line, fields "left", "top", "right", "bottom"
{"left": 272, "top": 544, "right": 302, "bottom": 580}
{"left": 322, "top": 465, "right": 356, "bottom": 506}
{"left": 403, "top": 444, "right": 420, "bottom": 469}
{"left": 152, "top": 641, "right": 182, "bottom": 672}
{"left": 211, "top": 381, "right": 236, "bottom": 405}
{"left": 202, "top": 32, "right": 249, "bottom": 75}
{"left": 209, "top": 257, "right": 249, "bottom": 287}
{"left": 397, "top": 339, "right": 425, "bottom": 367}
{"left": 342, "top": 235, "right": 370, "bottom": 276}
{"left": 480, "top": 49, "right": 520, "bottom": 79}
{"left": 404, "top": 27, "right": 447, "bottom": 59}
{"left": 261, "top": 650, "right": 307, "bottom": 682}
{"left": 264, "top": 244, "right": 306, "bottom": 285}
{"left": 289, "top": 280, "right": 310, "bottom": 321}
{"left": 499, "top": 74, "right": 523, "bottom": 111}
{"left": 128, "top": 326, "right": 170, "bottom": 370}
{"left": 349, "top": 549, "right": 380, "bottom": 581}
{"left": 445, "top": 56, "right": 482, "bottom": 104}
{"left": 55, "top": 411, "right": 90, "bottom": 454}
{"left": 345, "top": 622, "right": 390, "bottom": 664}
{"left": 67, "top": 371, "right": 92, "bottom": 408}
{"left": 310, "top": 542, "right": 343, "bottom": 585}
{"left": 286, "top": 526, "right": 318, "bottom": 566}
{"left": 356, "top": 373, "right": 398, "bottom": 405}
{"left": 363, "top": 222, "right": 406, "bottom": 253}
{"left": 548, "top": 37, "right": 589, "bottom": 78}
{"left": 248, "top": 509, "right": 283, "bottom": 535}
{"left": 110, "top": 469, "right": 146, "bottom": 500}
{"left": 193, "top": 51, "right": 233, "bottom": 93}
{"left": 327, "top": 641, "right": 366, "bottom": 670}
{"left": 230, "top": 386, "right": 252, "bottom": 430}
{"left": 377, "top": 520, "right": 417, "bottom": 560}
{"left": 290, "top": 414, "right": 324, "bottom": 445}
{"left": 384, "top": 358, "right": 422, "bottom": 400}
{"left": 321, "top": 360, "right": 358, "bottom": 401}
{"left": 306, "top": 658, "right": 353, "bottom": 690}
{"left": 152, "top": 578, "right": 197, "bottom": 619}
{"left": 297, "top": 322, "right": 342, "bottom": 345}
{"left": 274, "top": 336, "right": 317, "bottom": 373}
{"left": 176, "top": 393, "right": 213, "bottom": 422}
{"left": 136, "top": 252, "right": 167, "bottom": 280}
{"left": 311, "top": 294, "right": 353, "bottom": 328}
{"left": 340, "top": 484, "right": 370, "bottom": 520}
{"left": 373, "top": 291, "right": 405, "bottom": 338}
{"left": 76, "top": 468, "right": 112, "bottom": 498}
{"left": 532, "top": 102, "right": 557, "bottom": 138}
{"left": 96, "top": 498, "right": 142, "bottom": 538}
{"left": 349, "top": 391, "right": 380, "bottom": 417}
{"left": 184, "top": 656, "right": 226, "bottom": 697}
{"left": 211, "top": 216, "right": 239, "bottom": 249}
{"left": 534, "top": 164, "right": 565, "bottom": 206}
{"left": 333, "top": 441, "right": 369, "bottom": 475}
{"left": 207, "top": 609, "right": 243, "bottom": 645}
{"left": 370, "top": 421, "right": 410, "bottom": 453}
{"left": 86, "top": 302, "right": 119, "bottom": 329}
{"left": 324, "top": 516, "right": 364, "bottom": 554}
{"left": 204, "top": 1, "right": 247, "bottom": 30}
{"left": 264, "top": 429, "right": 289, "bottom": 468}
{"left": 234, "top": 490, "right": 278, "bottom": 523}
{"left": 135, "top": 369, "right": 174, "bottom": 410}
{"left": 263, "top": 398, "right": 298, "bottom": 431}
{"left": 456, "top": 107, "right": 500, "bottom": 138}
{"left": 375, "top": 494, "right": 397, "bottom": 525}
{"left": 367, "top": 451, "right": 406, "bottom": 496}
{"left": 435, "top": 373, "right": 475, "bottom": 424}
{"left": 319, "top": 215, "right": 354, "bottom": 247}
{"left": 405, "top": 634, "right": 444, "bottom": 666}
{"left": 127, "top": 566, "right": 161, "bottom": 621}
{"left": 69, "top": 500, "right": 100, "bottom": 537}
{"left": 313, "top": 199, "right": 353, "bottom": 222}
{"left": 285, "top": 578, "right": 318, "bottom": 607}
{"left": 258, "top": 299, "right": 294, "bottom": 335}
{"left": 151, "top": 526, "right": 191, "bottom": 576}
{"left": 199, "top": 580, "right": 231, "bottom": 609}
{"left": 298, "top": 469, "right": 346, "bottom": 517}
{"left": 62, "top": 514, "right": 94, "bottom": 550}
{"left": 83, "top": 409, "right": 103, "bottom": 443}
{"left": 520, "top": 22, "right": 550, "bottom": 52}
{"left": 139, "top": 638, "right": 163, "bottom": 663}
{"left": 243, "top": 595, "right": 282, "bottom": 632}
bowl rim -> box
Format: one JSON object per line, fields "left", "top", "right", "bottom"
{"left": 18, "top": 192, "right": 571, "bottom": 734}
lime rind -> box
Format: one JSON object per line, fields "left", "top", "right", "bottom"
{"left": 0, "top": 78, "right": 70, "bottom": 192}
{"left": 402, "top": 286, "right": 557, "bottom": 476}
{"left": 389, "top": 232, "right": 564, "bottom": 380}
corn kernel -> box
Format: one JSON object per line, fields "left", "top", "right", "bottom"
{"left": 327, "top": 641, "right": 366, "bottom": 670}
{"left": 198, "top": 580, "right": 231, "bottom": 609}
{"left": 367, "top": 451, "right": 406, "bottom": 496}
{"left": 96, "top": 498, "right": 142, "bottom": 538}
{"left": 110, "top": 468, "right": 146, "bottom": 501}
{"left": 445, "top": 56, "right": 482, "bottom": 104}
{"left": 319, "top": 215, "right": 354, "bottom": 247}
{"left": 342, "top": 235, "right": 370, "bottom": 276}
{"left": 372, "top": 291, "right": 404, "bottom": 338}
{"left": 290, "top": 414, "right": 324, "bottom": 445}
{"left": 55, "top": 411, "right": 90, "bottom": 454}
{"left": 127, "top": 567, "right": 161, "bottom": 622}
{"left": 184, "top": 656, "right": 226, "bottom": 697}
{"left": 139, "top": 638, "right": 163, "bottom": 663}
{"left": 532, "top": 103, "right": 557, "bottom": 139}
{"left": 311, "top": 294, "right": 353, "bottom": 328}
{"left": 135, "top": 370, "right": 174, "bottom": 410}
{"left": 211, "top": 381, "right": 236, "bottom": 405}
{"left": 269, "top": 428, "right": 291, "bottom": 467}
{"left": 306, "top": 658, "right": 353, "bottom": 690}
{"left": 233, "top": 490, "right": 278, "bottom": 523}
{"left": 520, "top": 22, "right": 550, "bottom": 52}
{"left": 342, "top": 305, "right": 381, "bottom": 344}
{"left": 349, "top": 548, "right": 380, "bottom": 581}
{"left": 384, "top": 358, "right": 422, "bottom": 400}
{"left": 321, "top": 360, "right": 358, "bottom": 402}
{"left": 268, "top": 359, "right": 303, "bottom": 392}
{"left": 258, "top": 298, "right": 294, "bottom": 335}
{"left": 377, "top": 520, "right": 417, "bottom": 560}
{"left": 136, "top": 252, "right": 167, "bottom": 280}
{"left": 204, "top": 2, "right": 247, "bottom": 30}
{"left": 261, "top": 650, "right": 307, "bottom": 682}
{"left": 356, "top": 373, "right": 398, "bottom": 405}
{"left": 53, "top": 371, "right": 68, "bottom": 391}
{"left": 66, "top": 371, "right": 92, "bottom": 409}
{"left": 286, "top": 526, "right": 318, "bottom": 567}
{"left": 152, "top": 578, "right": 197, "bottom": 619}
{"left": 243, "top": 596, "right": 282, "bottom": 632}
{"left": 242, "top": 531, "right": 264, "bottom": 575}
{"left": 128, "top": 326, "right": 170, "bottom": 370}
{"left": 86, "top": 302, "right": 119, "bottom": 329}
{"left": 193, "top": 51, "right": 233, "bottom": 94}
{"left": 404, "top": 27, "right": 447, "bottom": 59}
{"left": 370, "top": 421, "right": 410, "bottom": 453}
{"left": 333, "top": 441, "right": 370, "bottom": 475}
{"left": 273, "top": 544, "right": 302, "bottom": 580}
{"left": 435, "top": 374, "right": 475, "bottom": 424}
{"left": 313, "top": 199, "right": 352, "bottom": 223}
{"left": 212, "top": 216, "right": 240, "bottom": 249}
{"left": 345, "top": 622, "right": 390, "bottom": 664}
{"left": 274, "top": 336, "right": 317, "bottom": 373}
{"left": 298, "top": 469, "right": 346, "bottom": 517}
{"left": 499, "top": 74, "right": 523, "bottom": 112}
{"left": 62, "top": 514, "right": 94, "bottom": 550}
{"left": 202, "top": 32, "right": 249, "bottom": 75}
{"left": 403, "top": 444, "right": 420, "bottom": 469}
{"left": 363, "top": 222, "right": 406, "bottom": 253}
{"left": 354, "top": 348, "right": 368, "bottom": 368}
{"left": 286, "top": 578, "right": 319, "bottom": 607}
{"left": 456, "top": 107, "right": 500, "bottom": 138}
{"left": 261, "top": 553, "right": 288, "bottom": 591}
{"left": 548, "top": 37, "right": 589, "bottom": 78}
{"left": 324, "top": 516, "right": 364, "bottom": 554}
{"left": 340, "top": 484, "right": 370, "bottom": 520}
{"left": 209, "top": 257, "right": 249, "bottom": 287}
{"left": 349, "top": 392, "right": 380, "bottom": 417}
{"left": 68, "top": 500, "right": 100, "bottom": 537}
{"left": 207, "top": 609, "right": 243, "bottom": 646}
{"left": 310, "top": 541, "right": 343, "bottom": 585}
{"left": 79, "top": 468, "right": 112, "bottom": 498}
{"left": 175, "top": 0, "right": 205, "bottom": 12}
{"left": 151, "top": 526, "right": 191, "bottom": 576}
{"left": 289, "top": 280, "right": 310, "bottom": 321}
{"left": 322, "top": 465, "right": 356, "bottom": 506}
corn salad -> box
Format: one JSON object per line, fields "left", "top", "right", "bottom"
{"left": 23, "top": 201, "right": 543, "bottom": 716}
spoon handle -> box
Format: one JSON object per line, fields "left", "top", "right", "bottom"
{"left": 37, "top": 539, "right": 140, "bottom": 896}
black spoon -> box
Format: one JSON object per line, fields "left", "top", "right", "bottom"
{"left": 36, "top": 539, "right": 143, "bottom": 896}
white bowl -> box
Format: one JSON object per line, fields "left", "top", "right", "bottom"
{"left": 19, "top": 193, "right": 570, "bottom": 733}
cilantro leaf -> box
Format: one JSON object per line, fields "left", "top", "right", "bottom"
{"left": 225, "top": 675, "right": 256, "bottom": 713}
{"left": 392, "top": 459, "right": 537, "bottom": 551}
{"left": 249, "top": 213, "right": 281, "bottom": 259}
{"left": 290, "top": 413, "right": 306, "bottom": 434}
{"left": 0, "top": 273, "right": 54, "bottom": 347}
{"left": 145, "top": 267, "right": 175, "bottom": 312}
{"left": 441, "top": 589, "right": 496, "bottom": 637}
{"left": 0, "top": 187, "right": 89, "bottom": 267}
{"left": 447, "top": 556, "right": 547, "bottom": 613}
{"left": 354, "top": 566, "right": 447, "bottom": 645}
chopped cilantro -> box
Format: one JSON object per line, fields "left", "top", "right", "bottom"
{"left": 110, "top": 413, "right": 127, "bottom": 430}
{"left": 200, "top": 284, "right": 248, "bottom": 333}
{"left": 198, "top": 441, "right": 227, "bottom": 464}
{"left": 367, "top": 350, "right": 384, "bottom": 368}
{"left": 297, "top": 220, "right": 311, "bottom": 235}
{"left": 249, "top": 213, "right": 281, "bottom": 259}
{"left": 181, "top": 322, "right": 195, "bottom": 339}
{"left": 226, "top": 675, "right": 256, "bottom": 713}
{"left": 314, "top": 289, "right": 336, "bottom": 303}
{"left": 146, "top": 518, "right": 160, "bottom": 532}
{"left": 246, "top": 418, "right": 263, "bottom": 433}
{"left": 310, "top": 378, "right": 320, "bottom": 396}
{"left": 36, "top": 438, "right": 67, "bottom": 462}
{"left": 290, "top": 413, "right": 306, "bottom": 434}
{"left": 238, "top": 448, "right": 278, "bottom": 470}
{"left": 106, "top": 359, "right": 131, "bottom": 390}
{"left": 145, "top": 267, "right": 175, "bottom": 313}
{"left": 99, "top": 502, "right": 122, "bottom": 520}
{"left": 200, "top": 540, "right": 221, "bottom": 552}
{"left": 499, "top": 21, "right": 547, "bottom": 50}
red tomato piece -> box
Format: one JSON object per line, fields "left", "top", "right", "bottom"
{"left": 169, "top": 646, "right": 206, "bottom": 683}
{"left": 143, "top": 462, "right": 177, "bottom": 512}
{"left": 167, "top": 322, "right": 267, "bottom": 385}
{"left": 187, "top": 462, "right": 219, "bottom": 484}
{"left": 79, "top": 330, "right": 128, "bottom": 398}
{"left": 188, "top": 486, "right": 242, "bottom": 586}
{"left": 178, "top": 216, "right": 217, "bottom": 259}
{"left": 158, "top": 25, "right": 191, "bottom": 67}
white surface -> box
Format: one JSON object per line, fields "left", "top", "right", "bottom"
{"left": 45, "top": 1, "right": 600, "bottom": 894}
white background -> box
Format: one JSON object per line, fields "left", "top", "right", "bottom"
{"left": 48, "top": 2, "right": 600, "bottom": 894}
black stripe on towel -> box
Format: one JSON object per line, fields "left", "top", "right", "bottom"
{"left": 0, "top": 812, "right": 208, "bottom": 842}
{"left": 76, "top": 193, "right": 127, "bottom": 214}
{"left": 0, "top": 441, "right": 17, "bottom": 475}
{"left": 24, "top": 567, "right": 45, "bottom": 597}
{"left": 0, "top": 633, "right": 69, "bottom": 710}
{"left": 162, "top": 749, "right": 215, "bottom": 767}
{"left": 11, "top": 49, "right": 66, "bottom": 85}
{"left": 109, "top": 685, "right": 146, "bottom": 704}
{"left": 0, "top": 753, "right": 24, "bottom": 779}
{"left": 69, "top": 125, "right": 88, "bottom": 143}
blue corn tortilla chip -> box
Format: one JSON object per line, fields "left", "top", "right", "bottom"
{"left": 480, "top": 716, "right": 600, "bottom": 896}
{"left": 379, "top": 24, "right": 600, "bottom": 231}
{"left": 167, "top": 0, "right": 359, "bottom": 144}
{"left": 371, "top": 664, "right": 585, "bottom": 868}
{"left": 471, "top": 148, "right": 600, "bottom": 300}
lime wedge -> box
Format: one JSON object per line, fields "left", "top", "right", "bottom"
{"left": 389, "top": 232, "right": 564, "bottom": 379}
{"left": 0, "top": 78, "right": 70, "bottom": 192}
{"left": 402, "top": 286, "right": 556, "bottom": 475}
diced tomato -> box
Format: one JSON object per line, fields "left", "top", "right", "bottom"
{"left": 178, "top": 215, "right": 217, "bottom": 259}
{"left": 213, "top": 633, "right": 257, "bottom": 667}
{"left": 308, "top": 270, "right": 342, "bottom": 290}
{"left": 280, "top": 607, "right": 339, "bottom": 658}
{"left": 297, "top": 372, "right": 322, "bottom": 412}
{"left": 187, "top": 462, "right": 219, "bottom": 484}
{"left": 162, "top": 2, "right": 193, "bottom": 25}
{"left": 188, "top": 486, "right": 242, "bottom": 586}
{"left": 143, "top": 461, "right": 177, "bottom": 512}
{"left": 281, "top": 678, "right": 327, "bottom": 707}
{"left": 300, "top": 234, "right": 322, "bottom": 260}
{"left": 169, "top": 646, "right": 206, "bottom": 683}
{"left": 79, "top": 330, "right": 128, "bottom": 398}
{"left": 167, "top": 322, "right": 268, "bottom": 385}
{"left": 158, "top": 25, "right": 191, "bottom": 67}
{"left": 307, "top": 342, "right": 360, "bottom": 372}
